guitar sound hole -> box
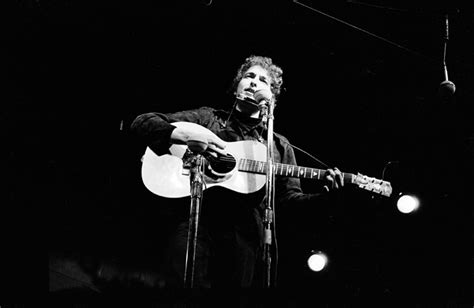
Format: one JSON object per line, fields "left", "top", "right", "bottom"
{"left": 203, "top": 152, "right": 236, "bottom": 174}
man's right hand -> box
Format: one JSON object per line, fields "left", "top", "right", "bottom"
{"left": 170, "top": 125, "right": 227, "bottom": 155}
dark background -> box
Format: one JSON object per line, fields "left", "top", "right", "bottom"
{"left": 3, "top": 0, "right": 473, "bottom": 304}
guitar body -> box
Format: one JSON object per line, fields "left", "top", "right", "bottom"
{"left": 141, "top": 122, "right": 267, "bottom": 198}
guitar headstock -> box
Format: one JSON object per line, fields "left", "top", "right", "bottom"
{"left": 353, "top": 173, "right": 393, "bottom": 197}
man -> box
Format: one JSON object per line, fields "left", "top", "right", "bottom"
{"left": 130, "top": 55, "right": 343, "bottom": 287}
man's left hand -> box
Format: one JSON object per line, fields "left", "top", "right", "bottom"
{"left": 323, "top": 167, "right": 344, "bottom": 192}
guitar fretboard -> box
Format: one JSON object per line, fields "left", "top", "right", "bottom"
{"left": 238, "top": 159, "right": 353, "bottom": 183}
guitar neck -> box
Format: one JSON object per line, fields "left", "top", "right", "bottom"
{"left": 238, "top": 159, "right": 354, "bottom": 183}
{"left": 237, "top": 158, "right": 392, "bottom": 197}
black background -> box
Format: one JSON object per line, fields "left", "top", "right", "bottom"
{"left": 3, "top": 0, "right": 473, "bottom": 304}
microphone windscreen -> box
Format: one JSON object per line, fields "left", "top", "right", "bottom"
{"left": 254, "top": 89, "right": 272, "bottom": 103}
{"left": 438, "top": 80, "right": 456, "bottom": 98}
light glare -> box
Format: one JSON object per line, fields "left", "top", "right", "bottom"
{"left": 307, "top": 253, "right": 328, "bottom": 272}
{"left": 396, "top": 194, "right": 420, "bottom": 214}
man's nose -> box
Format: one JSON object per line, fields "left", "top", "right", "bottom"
{"left": 250, "top": 80, "right": 257, "bottom": 88}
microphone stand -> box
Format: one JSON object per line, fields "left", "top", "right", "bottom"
{"left": 260, "top": 99, "right": 276, "bottom": 288}
{"left": 183, "top": 151, "right": 206, "bottom": 288}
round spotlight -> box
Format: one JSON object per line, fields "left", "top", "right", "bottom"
{"left": 307, "top": 251, "right": 328, "bottom": 272}
{"left": 396, "top": 194, "right": 420, "bottom": 214}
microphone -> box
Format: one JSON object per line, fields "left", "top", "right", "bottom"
{"left": 439, "top": 14, "right": 456, "bottom": 99}
{"left": 235, "top": 89, "right": 275, "bottom": 116}
{"left": 439, "top": 80, "right": 456, "bottom": 97}
{"left": 254, "top": 89, "right": 273, "bottom": 106}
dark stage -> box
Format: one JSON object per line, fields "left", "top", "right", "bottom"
{"left": 4, "top": 0, "right": 473, "bottom": 305}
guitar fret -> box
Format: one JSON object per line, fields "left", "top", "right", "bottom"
{"left": 309, "top": 168, "right": 319, "bottom": 179}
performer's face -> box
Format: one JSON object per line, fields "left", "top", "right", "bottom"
{"left": 235, "top": 65, "right": 272, "bottom": 115}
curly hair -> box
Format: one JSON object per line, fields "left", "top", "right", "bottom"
{"left": 231, "top": 55, "right": 284, "bottom": 98}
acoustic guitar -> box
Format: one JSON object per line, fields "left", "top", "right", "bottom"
{"left": 141, "top": 122, "right": 392, "bottom": 198}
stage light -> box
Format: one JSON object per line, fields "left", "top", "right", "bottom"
{"left": 307, "top": 251, "right": 328, "bottom": 272}
{"left": 396, "top": 194, "right": 420, "bottom": 214}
